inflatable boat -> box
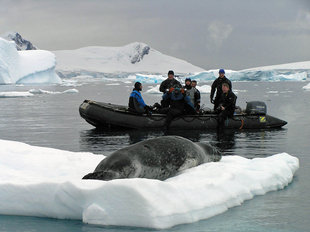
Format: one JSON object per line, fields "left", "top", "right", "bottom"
{"left": 79, "top": 100, "right": 287, "bottom": 130}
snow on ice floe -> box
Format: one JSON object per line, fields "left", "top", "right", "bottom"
{"left": 0, "top": 37, "right": 61, "bottom": 84}
{"left": 0, "top": 89, "right": 78, "bottom": 98}
{"left": 0, "top": 139, "right": 299, "bottom": 229}
{"left": 302, "top": 83, "right": 310, "bottom": 90}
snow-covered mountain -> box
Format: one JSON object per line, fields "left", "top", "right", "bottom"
{"left": 2, "top": 32, "right": 37, "bottom": 51}
{"left": 53, "top": 42, "right": 205, "bottom": 74}
{"left": 0, "top": 37, "right": 60, "bottom": 84}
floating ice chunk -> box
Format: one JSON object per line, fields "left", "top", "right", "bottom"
{"left": 28, "top": 88, "right": 79, "bottom": 94}
{"left": 0, "top": 89, "right": 78, "bottom": 98}
{"left": 267, "top": 91, "right": 279, "bottom": 94}
{"left": 302, "top": 83, "right": 310, "bottom": 90}
{"left": 197, "top": 85, "right": 211, "bottom": 94}
{"left": 106, "top": 83, "right": 120, "bottom": 86}
{"left": 146, "top": 85, "right": 161, "bottom": 94}
{"left": 0, "top": 91, "right": 34, "bottom": 98}
{"left": 0, "top": 139, "right": 299, "bottom": 229}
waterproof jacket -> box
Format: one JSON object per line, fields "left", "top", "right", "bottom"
{"left": 162, "top": 91, "right": 195, "bottom": 112}
{"left": 159, "top": 78, "right": 182, "bottom": 93}
{"left": 184, "top": 85, "right": 201, "bottom": 107}
{"left": 219, "top": 90, "right": 237, "bottom": 117}
{"left": 210, "top": 76, "right": 232, "bottom": 102}
{"left": 128, "top": 89, "right": 146, "bottom": 113}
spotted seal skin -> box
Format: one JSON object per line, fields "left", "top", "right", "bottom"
{"left": 83, "top": 136, "right": 221, "bottom": 181}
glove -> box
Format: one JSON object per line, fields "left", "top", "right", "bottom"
{"left": 210, "top": 98, "right": 214, "bottom": 104}
{"left": 144, "top": 106, "right": 152, "bottom": 115}
{"left": 169, "top": 87, "right": 174, "bottom": 93}
{"left": 153, "top": 102, "right": 161, "bottom": 109}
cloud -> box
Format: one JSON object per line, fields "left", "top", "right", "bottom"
{"left": 206, "top": 21, "right": 233, "bottom": 49}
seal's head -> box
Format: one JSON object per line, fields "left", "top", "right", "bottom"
{"left": 83, "top": 153, "right": 135, "bottom": 180}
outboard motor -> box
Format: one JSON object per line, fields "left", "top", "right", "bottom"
{"left": 245, "top": 101, "right": 267, "bottom": 115}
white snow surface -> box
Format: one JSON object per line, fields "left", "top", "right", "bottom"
{"left": 53, "top": 42, "right": 204, "bottom": 74}
{"left": 0, "top": 139, "right": 299, "bottom": 229}
{"left": 302, "top": 82, "right": 310, "bottom": 90}
{"left": 0, "top": 37, "right": 61, "bottom": 84}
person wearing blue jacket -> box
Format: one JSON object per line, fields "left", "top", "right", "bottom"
{"left": 161, "top": 87, "right": 196, "bottom": 129}
{"left": 128, "top": 82, "right": 151, "bottom": 114}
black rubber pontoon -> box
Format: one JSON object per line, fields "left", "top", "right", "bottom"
{"left": 79, "top": 100, "right": 287, "bottom": 130}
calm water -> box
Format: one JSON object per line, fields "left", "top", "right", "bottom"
{"left": 0, "top": 81, "right": 309, "bottom": 232}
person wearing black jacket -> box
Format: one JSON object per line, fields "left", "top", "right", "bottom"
{"left": 159, "top": 70, "right": 182, "bottom": 107}
{"left": 159, "top": 70, "right": 182, "bottom": 93}
{"left": 216, "top": 82, "right": 237, "bottom": 128}
{"left": 210, "top": 69, "right": 232, "bottom": 110}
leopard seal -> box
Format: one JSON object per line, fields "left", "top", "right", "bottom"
{"left": 83, "top": 136, "right": 221, "bottom": 181}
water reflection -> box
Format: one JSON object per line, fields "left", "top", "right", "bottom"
{"left": 79, "top": 128, "right": 287, "bottom": 158}
{"left": 214, "top": 129, "right": 236, "bottom": 152}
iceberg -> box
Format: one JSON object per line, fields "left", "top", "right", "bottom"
{"left": 0, "top": 139, "right": 299, "bottom": 229}
{"left": 188, "top": 70, "right": 308, "bottom": 82}
{"left": 0, "top": 37, "right": 61, "bottom": 84}
{"left": 303, "top": 83, "right": 310, "bottom": 90}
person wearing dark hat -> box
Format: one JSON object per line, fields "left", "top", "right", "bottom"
{"left": 159, "top": 70, "right": 182, "bottom": 107}
{"left": 184, "top": 77, "right": 192, "bottom": 89}
{"left": 128, "top": 82, "right": 152, "bottom": 114}
{"left": 191, "top": 80, "right": 201, "bottom": 111}
{"left": 216, "top": 82, "right": 237, "bottom": 129}
{"left": 183, "top": 78, "right": 200, "bottom": 112}
{"left": 159, "top": 70, "right": 182, "bottom": 94}
{"left": 210, "top": 69, "right": 232, "bottom": 111}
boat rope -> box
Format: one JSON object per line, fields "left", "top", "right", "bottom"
{"left": 239, "top": 119, "right": 244, "bottom": 129}
{"left": 148, "top": 115, "right": 166, "bottom": 121}
{"left": 180, "top": 116, "right": 197, "bottom": 122}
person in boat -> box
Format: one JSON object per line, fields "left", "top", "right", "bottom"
{"left": 160, "top": 86, "right": 196, "bottom": 129}
{"left": 216, "top": 82, "right": 237, "bottom": 128}
{"left": 128, "top": 82, "right": 152, "bottom": 114}
{"left": 210, "top": 69, "right": 232, "bottom": 111}
{"left": 183, "top": 78, "right": 201, "bottom": 112}
{"left": 159, "top": 70, "right": 182, "bottom": 108}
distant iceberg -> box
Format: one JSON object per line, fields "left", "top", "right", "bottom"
{"left": 0, "top": 139, "right": 299, "bottom": 229}
{"left": 303, "top": 82, "right": 310, "bottom": 90}
{"left": 187, "top": 70, "right": 308, "bottom": 82}
{"left": 0, "top": 37, "right": 61, "bottom": 84}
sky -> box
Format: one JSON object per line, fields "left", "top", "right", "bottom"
{"left": 1, "top": 0, "right": 310, "bottom": 70}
